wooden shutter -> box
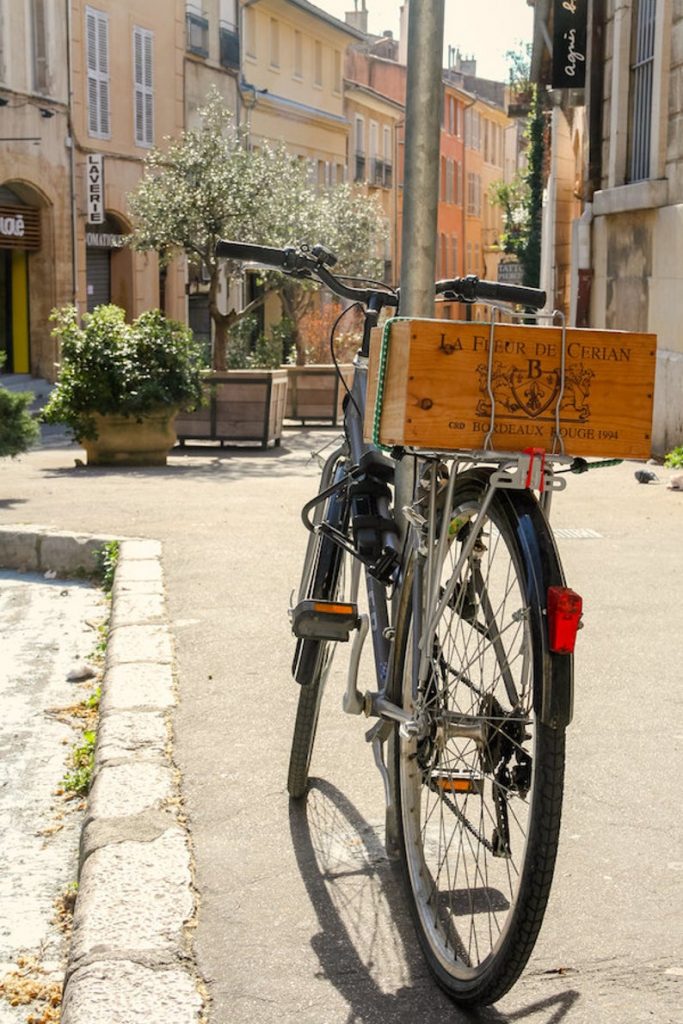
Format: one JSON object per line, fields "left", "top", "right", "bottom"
{"left": 134, "top": 27, "right": 154, "bottom": 146}
{"left": 86, "top": 7, "right": 110, "bottom": 137}
{"left": 31, "top": 0, "right": 49, "bottom": 93}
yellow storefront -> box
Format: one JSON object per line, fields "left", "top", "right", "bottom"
{"left": 0, "top": 194, "right": 41, "bottom": 375}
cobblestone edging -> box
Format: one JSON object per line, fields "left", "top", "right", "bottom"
{"left": 0, "top": 528, "right": 204, "bottom": 1024}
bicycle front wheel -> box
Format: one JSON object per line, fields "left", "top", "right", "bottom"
{"left": 392, "top": 468, "right": 567, "bottom": 1006}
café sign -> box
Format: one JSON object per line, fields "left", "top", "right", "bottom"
{"left": 0, "top": 206, "right": 41, "bottom": 251}
{"left": 552, "top": 0, "right": 587, "bottom": 90}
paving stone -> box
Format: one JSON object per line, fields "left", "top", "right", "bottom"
{"left": 70, "top": 830, "right": 193, "bottom": 961}
{"left": 117, "top": 539, "right": 162, "bottom": 561}
{"left": 62, "top": 959, "right": 202, "bottom": 1024}
{"left": 113, "top": 560, "right": 164, "bottom": 587}
{"left": 96, "top": 710, "right": 168, "bottom": 765}
{"left": 100, "top": 662, "right": 175, "bottom": 711}
{"left": 81, "top": 810, "right": 177, "bottom": 863}
{"left": 107, "top": 624, "right": 173, "bottom": 665}
{"left": 87, "top": 761, "right": 173, "bottom": 820}
{"left": 40, "top": 534, "right": 105, "bottom": 576}
{"left": 109, "top": 589, "right": 166, "bottom": 629}
{"left": 0, "top": 529, "right": 40, "bottom": 571}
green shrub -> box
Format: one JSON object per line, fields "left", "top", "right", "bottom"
{"left": 0, "top": 387, "right": 40, "bottom": 458}
{"left": 42, "top": 305, "right": 204, "bottom": 441}
{"left": 664, "top": 445, "right": 683, "bottom": 469}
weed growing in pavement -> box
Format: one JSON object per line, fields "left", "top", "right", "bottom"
{"left": 96, "top": 539, "right": 120, "bottom": 592}
{"left": 664, "top": 445, "right": 683, "bottom": 469}
{"left": 61, "top": 730, "right": 96, "bottom": 797}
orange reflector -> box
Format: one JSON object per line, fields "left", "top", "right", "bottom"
{"left": 312, "top": 601, "right": 355, "bottom": 616}
{"left": 547, "top": 586, "right": 583, "bottom": 654}
{"left": 435, "top": 777, "right": 476, "bottom": 793}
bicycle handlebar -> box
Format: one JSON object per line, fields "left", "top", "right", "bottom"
{"left": 215, "top": 241, "right": 546, "bottom": 311}
{"left": 436, "top": 276, "right": 546, "bottom": 310}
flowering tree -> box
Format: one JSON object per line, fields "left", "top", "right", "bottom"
{"left": 129, "top": 89, "right": 388, "bottom": 369}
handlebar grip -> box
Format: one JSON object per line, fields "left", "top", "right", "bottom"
{"left": 475, "top": 279, "right": 547, "bottom": 309}
{"left": 215, "top": 240, "right": 289, "bottom": 267}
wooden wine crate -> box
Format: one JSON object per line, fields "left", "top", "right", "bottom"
{"left": 364, "top": 319, "right": 657, "bottom": 460}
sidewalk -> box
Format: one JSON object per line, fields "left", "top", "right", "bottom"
{"left": 1, "top": 432, "right": 681, "bottom": 1024}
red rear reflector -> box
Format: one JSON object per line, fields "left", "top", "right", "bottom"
{"left": 547, "top": 587, "right": 583, "bottom": 654}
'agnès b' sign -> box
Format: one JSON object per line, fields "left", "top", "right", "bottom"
{"left": 552, "top": 0, "right": 587, "bottom": 89}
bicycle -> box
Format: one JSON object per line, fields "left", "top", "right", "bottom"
{"left": 216, "top": 239, "right": 585, "bottom": 1007}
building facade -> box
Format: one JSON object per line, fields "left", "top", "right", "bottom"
{"left": 0, "top": 0, "right": 189, "bottom": 380}
{"left": 0, "top": 0, "right": 71, "bottom": 379}
{"left": 531, "top": 0, "right": 683, "bottom": 453}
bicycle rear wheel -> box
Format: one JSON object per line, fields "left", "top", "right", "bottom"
{"left": 288, "top": 462, "right": 349, "bottom": 799}
{"left": 392, "top": 467, "right": 567, "bottom": 1005}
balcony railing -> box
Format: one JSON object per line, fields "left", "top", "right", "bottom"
{"left": 219, "top": 22, "right": 239, "bottom": 70}
{"left": 186, "top": 11, "right": 209, "bottom": 58}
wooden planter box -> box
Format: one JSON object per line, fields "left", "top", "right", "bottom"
{"left": 365, "top": 319, "right": 657, "bottom": 461}
{"left": 175, "top": 369, "right": 287, "bottom": 449}
{"left": 285, "top": 364, "right": 353, "bottom": 425}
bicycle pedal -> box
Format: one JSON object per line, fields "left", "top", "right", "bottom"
{"left": 290, "top": 599, "right": 359, "bottom": 641}
{"left": 432, "top": 771, "right": 484, "bottom": 796}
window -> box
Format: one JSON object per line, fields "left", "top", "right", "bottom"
{"left": 449, "top": 96, "right": 455, "bottom": 135}
{"left": 354, "top": 116, "right": 365, "bottom": 181}
{"left": 0, "top": 1, "right": 5, "bottom": 83}
{"left": 628, "top": 0, "right": 656, "bottom": 182}
{"left": 314, "top": 40, "right": 322, "bottom": 86}
{"left": 133, "top": 27, "right": 153, "bottom": 146}
{"left": 244, "top": 6, "right": 256, "bottom": 59}
{"left": 293, "top": 30, "right": 302, "bottom": 78}
{"left": 86, "top": 7, "right": 110, "bottom": 138}
{"left": 269, "top": 18, "right": 279, "bottom": 68}
{"left": 446, "top": 159, "right": 454, "bottom": 204}
{"left": 383, "top": 126, "right": 392, "bottom": 187}
{"left": 452, "top": 235, "right": 458, "bottom": 276}
{"left": 370, "top": 121, "right": 380, "bottom": 184}
{"left": 219, "top": 0, "right": 239, "bottom": 70}
{"left": 456, "top": 161, "right": 463, "bottom": 206}
{"left": 456, "top": 102, "right": 463, "bottom": 138}
{"left": 334, "top": 50, "right": 342, "bottom": 93}
{"left": 31, "top": 0, "right": 49, "bottom": 93}
{"left": 185, "top": 3, "right": 208, "bottom": 58}
{"left": 467, "top": 172, "right": 481, "bottom": 216}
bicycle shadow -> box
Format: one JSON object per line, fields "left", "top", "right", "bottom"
{"left": 289, "top": 778, "right": 580, "bottom": 1024}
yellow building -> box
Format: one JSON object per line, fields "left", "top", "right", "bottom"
{"left": 0, "top": 0, "right": 190, "bottom": 380}
{"left": 0, "top": 0, "right": 72, "bottom": 378}
{"left": 242, "top": 0, "right": 362, "bottom": 174}
{"left": 344, "top": 81, "right": 402, "bottom": 284}
{"left": 70, "top": 0, "right": 186, "bottom": 323}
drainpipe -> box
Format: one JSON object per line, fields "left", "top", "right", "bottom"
{"left": 65, "top": 0, "right": 78, "bottom": 307}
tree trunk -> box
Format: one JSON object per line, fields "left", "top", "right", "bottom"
{"left": 281, "top": 282, "right": 313, "bottom": 366}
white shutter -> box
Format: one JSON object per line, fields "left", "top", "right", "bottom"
{"left": 133, "top": 27, "right": 154, "bottom": 146}
{"left": 86, "top": 7, "right": 110, "bottom": 137}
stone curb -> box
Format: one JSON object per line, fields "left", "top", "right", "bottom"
{"left": 0, "top": 529, "right": 204, "bottom": 1024}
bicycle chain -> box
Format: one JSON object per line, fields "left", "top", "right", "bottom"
{"left": 427, "top": 777, "right": 496, "bottom": 854}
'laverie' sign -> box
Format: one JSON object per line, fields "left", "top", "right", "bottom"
{"left": 552, "top": 0, "right": 587, "bottom": 89}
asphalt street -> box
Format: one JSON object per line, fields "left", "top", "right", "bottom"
{"left": 0, "top": 430, "right": 681, "bottom": 1024}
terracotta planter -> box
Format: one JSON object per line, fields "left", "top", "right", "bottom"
{"left": 285, "top": 364, "right": 354, "bottom": 425}
{"left": 175, "top": 369, "right": 287, "bottom": 448}
{"left": 82, "top": 409, "right": 178, "bottom": 466}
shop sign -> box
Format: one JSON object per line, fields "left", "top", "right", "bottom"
{"left": 0, "top": 206, "right": 41, "bottom": 251}
{"left": 86, "top": 230, "right": 126, "bottom": 249}
{"left": 87, "top": 154, "right": 105, "bottom": 224}
{"left": 497, "top": 260, "right": 524, "bottom": 286}
{"left": 552, "top": 0, "right": 587, "bottom": 89}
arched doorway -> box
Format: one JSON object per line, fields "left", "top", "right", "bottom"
{"left": 0, "top": 184, "right": 42, "bottom": 374}
{"left": 85, "top": 212, "right": 133, "bottom": 316}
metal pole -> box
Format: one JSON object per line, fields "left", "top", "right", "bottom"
{"left": 399, "top": 0, "right": 445, "bottom": 315}
{"left": 394, "top": 0, "right": 445, "bottom": 539}
{"left": 387, "top": 0, "right": 444, "bottom": 858}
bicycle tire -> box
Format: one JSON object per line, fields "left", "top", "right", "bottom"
{"left": 288, "top": 467, "right": 349, "bottom": 799}
{"left": 390, "top": 467, "right": 567, "bottom": 1005}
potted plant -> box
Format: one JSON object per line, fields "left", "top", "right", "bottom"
{"left": 175, "top": 315, "right": 289, "bottom": 448}
{"left": 42, "top": 305, "right": 203, "bottom": 466}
